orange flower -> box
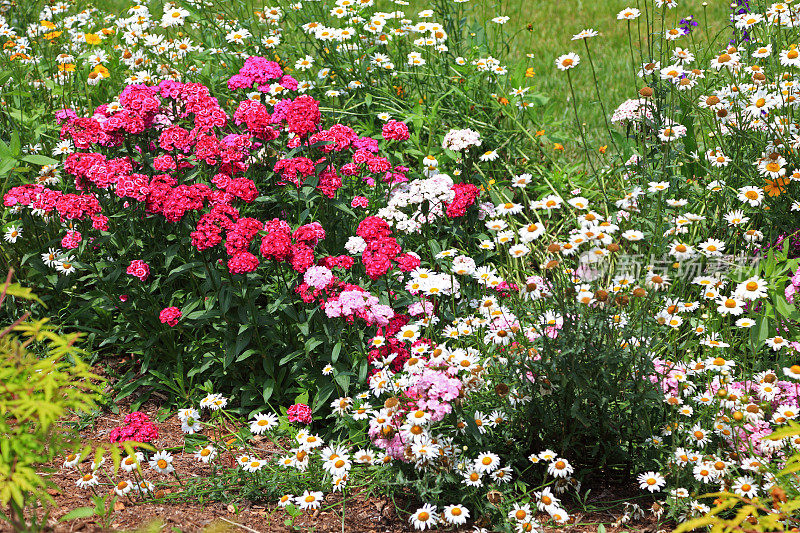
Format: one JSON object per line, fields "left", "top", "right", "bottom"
{"left": 44, "top": 31, "right": 62, "bottom": 40}
{"left": 525, "top": 67, "right": 535, "bottom": 77}
{"left": 58, "top": 63, "right": 76, "bottom": 72}
{"left": 763, "top": 177, "right": 789, "bottom": 196}
{"left": 41, "top": 20, "right": 56, "bottom": 30}
{"left": 535, "top": 130, "right": 545, "bottom": 136}
{"left": 599, "top": 145, "right": 607, "bottom": 154}
{"left": 92, "top": 65, "right": 110, "bottom": 78}
{"left": 554, "top": 143, "right": 564, "bottom": 151}
{"left": 498, "top": 97, "right": 509, "bottom": 105}
{"left": 84, "top": 33, "right": 101, "bottom": 45}
{"left": 101, "top": 27, "right": 115, "bottom": 35}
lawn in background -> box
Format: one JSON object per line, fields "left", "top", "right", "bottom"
{"left": 381, "top": 0, "right": 733, "bottom": 147}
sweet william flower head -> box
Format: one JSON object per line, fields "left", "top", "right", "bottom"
{"left": 287, "top": 403, "right": 312, "bottom": 424}
{"left": 159, "top": 306, "right": 182, "bottom": 327}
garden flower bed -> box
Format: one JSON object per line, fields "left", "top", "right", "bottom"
{"left": 2, "top": 0, "right": 800, "bottom": 531}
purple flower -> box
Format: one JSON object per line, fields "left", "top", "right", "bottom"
{"left": 679, "top": 15, "right": 698, "bottom": 35}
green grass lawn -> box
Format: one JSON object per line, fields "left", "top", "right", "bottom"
{"left": 388, "top": 0, "right": 733, "bottom": 147}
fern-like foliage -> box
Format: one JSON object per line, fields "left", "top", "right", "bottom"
{"left": 0, "top": 271, "right": 103, "bottom": 530}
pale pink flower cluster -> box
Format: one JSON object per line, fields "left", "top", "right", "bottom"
{"left": 406, "top": 368, "right": 462, "bottom": 422}
{"left": 408, "top": 300, "right": 435, "bottom": 316}
{"left": 324, "top": 289, "right": 394, "bottom": 326}
{"left": 303, "top": 265, "right": 334, "bottom": 289}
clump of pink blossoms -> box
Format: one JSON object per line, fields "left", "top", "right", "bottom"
{"left": 109, "top": 411, "right": 159, "bottom": 444}
{"left": 287, "top": 403, "right": 312, "bottom": 424}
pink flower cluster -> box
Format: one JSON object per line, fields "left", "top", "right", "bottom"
{"left": 351, "top": 196, "right": 369, "bottom": 208}
{"left": 61, "top": 230, "right": 82, "bottom": 249}
{"left": 260, "top": 219, "right": 325, "bottom": 273}
{"left": 324, "top": 287, "right": 394, "bottom": 326}
{"left": 368, "top": 363, "right": 462, "bottom": 459}
{"left": 357, "top": 216, "right": 420, "bottom": 280}
{"left": 227, "top": 56, "right": 297, "bottom": 95}
{"left": 303, "top": 265, "right": 334, "bottom": 289}
{"left": 126, "top": 259, "right": 150, "bottom": 281}
{"left": 4, "top": 185, "right": 102, "bottom": 224}
{"left": 381, "top": 120, "right": 410, "bottom": 141}
{"left": 445, "top": 183, "right": 481, "bottom": 218}
{"left": 109, "top": 411, "right": 159, "bottom": 444}
{"left": 287, "top": 403, "right": 312, "bottom": 424}
{"left": 159, "top": 306, "right": 182, "bottom": 326}
{"left": 406, "top": 368, "right": 462, "bottom": 421}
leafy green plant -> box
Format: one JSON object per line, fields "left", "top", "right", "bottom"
{"left": 59, "top": 494, "right": 119, "bottom": 530}
{"left": 0, "top": 271, "right": 103, "bottom": 532}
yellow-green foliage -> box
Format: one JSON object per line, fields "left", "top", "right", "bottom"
{"left": 675, "top": 422, "right": 800, "bottom": 533}
{"left": 0, "top": 274, "right": 103, "bottom": 524}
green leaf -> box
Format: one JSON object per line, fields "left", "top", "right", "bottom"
{"left": 775, "top": 296, "right": 800, "bottom": 321}
{"left": 295, "top": 390, "right": 309, "bottom": 405}
{"left": 60, "top": 506, "right": 97, "bottom": 521}
{"left": 0, "top": 139, "right": 12, "bottom": 158}
{"left": 0, "top": 158, "right": 17, "bottom": 176}
{"left": 21, "top": 155, "right": 59, "bottom": 166}
{"left": 334, "top": 372, "right": 350, "bottom": 392}
{"left": 262, "top": 379, "right": 275, "bottom": 402}
{"left": 305, "top": 337, "right": 322, "bottom": 355}
{"left": 10, "top": 131, "right": 20, "bottom": 157}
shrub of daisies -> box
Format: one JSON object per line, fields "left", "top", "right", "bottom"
{"left": 3, "top": 0, "right": 800, "bottom": 531}
{"left": 543, "top": 0, "right": 800, "bottom": 527}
